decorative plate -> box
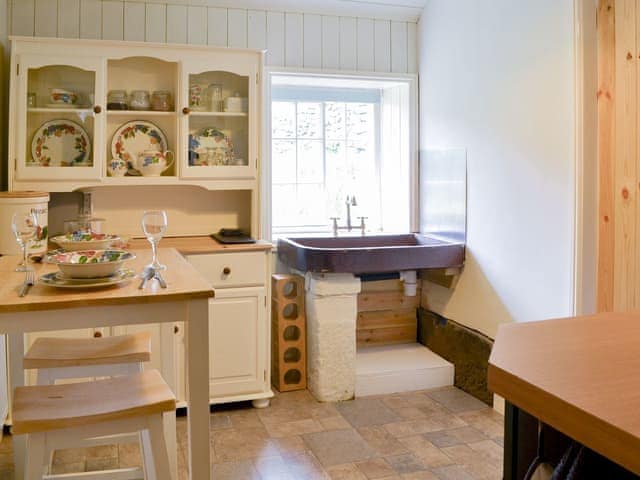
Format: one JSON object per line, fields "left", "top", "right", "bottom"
{"left": 30, "top": 119, "right": 91, "bottom": 167}
{"left": 111, "top": 120, "right": 168, "bottom": 170}
{"left": 50, "top": 232, "right": 120, "bottom": 251}
{"left": 188, "top": 127, "right": 234, "bottom": 166}
{"left": 40, "top": 269, "right": 135, "bottom": 289}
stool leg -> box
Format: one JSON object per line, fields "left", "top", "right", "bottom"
{"left": 147, "top": 415, "right": 173, "bottom": 480}
{"left": 163, "top": 411, "right": 177, "bottom": 479}
{"left": 140, "top": 429, "right": 157, "bottom": 480}
{"left": 25, "top": 433, "right": 46, "bottom": 480}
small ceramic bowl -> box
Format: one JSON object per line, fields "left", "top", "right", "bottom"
{"left": 108, "top": 157, "right": 128, "bottom": 177}
{"left": 46, "top": 249, "right": 134, "bottom": 278}
{"left": 49, "top": 88, "right": 78, "bottom": 105}
{"left": 50, "top": 232, "right": 120, "bottom": 251}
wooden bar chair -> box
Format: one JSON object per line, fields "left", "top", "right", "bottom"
{"left": 23, "top": 332, "right": 152, "bottom": 385}
{"left": 22, "top": 332, "right": 177, "bottom": 478}
{"left": 13, "top": 370, "right": 176, "bottom": 480}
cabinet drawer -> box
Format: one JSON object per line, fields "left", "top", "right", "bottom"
{"left": 186, "top": 252, "right": 266, "bottom": 288}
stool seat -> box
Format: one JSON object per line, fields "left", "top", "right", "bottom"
{"left": 23, "top": 332, "right": 151, "bottom": 369}
{"left": 13, "top": 370, "right": 176, "bottom": 435}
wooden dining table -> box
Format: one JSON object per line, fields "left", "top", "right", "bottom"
{"left": 0, "top": 248, "right": 214, "bottom": 479}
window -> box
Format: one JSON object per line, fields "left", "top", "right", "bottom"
{"left": 268, "top": 74, "right": 415, "bottom": 239}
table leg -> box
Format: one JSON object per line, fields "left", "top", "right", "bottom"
{"left": 185, "top": 299, "right": 211, "bottom": 480}
{"left": 503, "top": 401, "right": 538, "bottom": 480}
{"left": 8, "top": 333, "right": 25, "bottom": 479}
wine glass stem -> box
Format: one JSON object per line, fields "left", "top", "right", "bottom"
{"left": 150, "top": 239, "right": 158, "bottom": 267}
{"left": 22, "top": 243, "right": 28, "bottom": 268}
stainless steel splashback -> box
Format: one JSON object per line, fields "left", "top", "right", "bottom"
{"left": 419, "top": 148, "right": 467, "bottom": 244}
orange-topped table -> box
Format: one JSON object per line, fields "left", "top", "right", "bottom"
{"left": 0, "top": 248, "right": 214, "bottom": 479}
{"left": 488, "top": 312, "right": 640, "bottom": 479}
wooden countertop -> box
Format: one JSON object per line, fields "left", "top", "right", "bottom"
{"left": 126, "top": 236, "right": 273, "bottom": 255}
{"left": 488, "top": 312, "right": 640, "bottom": 475}
{"left": 0, "top": 248, "right": 214, "bottom": 313}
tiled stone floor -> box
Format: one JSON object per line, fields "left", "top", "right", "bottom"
{"left": 0, "top": 386, "right": 504, "bottom": 479}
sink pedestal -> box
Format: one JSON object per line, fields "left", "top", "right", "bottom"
{"left": 305, "top": 273, "right": 361, "bottom": 402}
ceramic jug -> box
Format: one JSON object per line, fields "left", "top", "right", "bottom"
{"left": 135, "top": 150, "right": 174, "bottom": 176}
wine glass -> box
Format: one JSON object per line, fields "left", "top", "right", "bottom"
{"left": 11, "top": 212, "right": 38, "bottom": 272}
{"left": 141, "top": 210, "right": 168, "bottom": 271}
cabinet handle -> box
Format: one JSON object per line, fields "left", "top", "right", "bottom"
{"left": 93, "top": 331, "right": 103, "bottom": 338}
{"left": 93, "top": 105, "right": 102, "bottom": 114}
{"left": 182, "top": 107, "right": 190, "bottom": 115}
{"left": 222, "top": 267, "right": 231, "bottom": 275}
{"left": 174, "top": 325, "right": 179, "bottom": 334}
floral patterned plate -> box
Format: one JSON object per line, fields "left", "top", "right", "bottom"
{"left": 188, "top": 127, "right": 234, "bottom": 166}
{"left": 30, "top": 119, "right": 91, "bottom": 167}
{"left": 111, "top": 120, "right": 168, "bottom": 173}
{"left": 40, "top": 268, "right": 135, "bottom": 289}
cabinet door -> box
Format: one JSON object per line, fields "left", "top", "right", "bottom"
{"left": 209, "top": 287, "right": 266, "bottom": 397}
{"left": 13, "top": 54, "right": 105, "bottom": 181}
{"left": 180, "top": 59, "right": 258, "bottom": 179}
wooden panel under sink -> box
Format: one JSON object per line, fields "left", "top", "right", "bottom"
{"left": 357, "top": 279, "right": 421, "bottom": 347}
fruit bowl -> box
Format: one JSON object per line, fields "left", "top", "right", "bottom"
{"left": 50, "top": 232, "right": 120, "bottom": 251}
{"left": 46, "top": 250, "right": 135, "bottom": 278}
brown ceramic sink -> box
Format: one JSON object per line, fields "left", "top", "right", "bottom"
{"left": 277, "top": 234, "right": 464, "bottom": 274}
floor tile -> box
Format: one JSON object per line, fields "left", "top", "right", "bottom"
{"left": 397, "top": 435, "right": 454, "bottom": 468}
{"left": 212, "top": 426, "right": 279, "bottom": 462}
{"left": 303, "top": 429, "right": 379, "bottom": 467}
{"left": 253, "top": 455, "right": 295, "bottom": 480}
{"left": 386, "top": 454, "right": 428, "bottom": 474}
{"left": 320, "top": 415, "right": 352, "bottom": 431}
{"left": 401, "top": 471, "right": 439, "bottom": 479}
{"left": 384, "top": 415, "right": 467, "bottom": 438}
{"left": 326, "top": 463, "right": 369, "bottom": 479}
{"left": 282, "top": 450, "right": 331, "bottom": 479}
{"left": 426, "top": 389, "right": 488, "bottom": 414}
{"left": 274, "top": 435, "right": 308, "bottom": 453}
{"left": 355, "top": 457, "right": 396, "bottom": 478}
{"left": 357, "top": 425, "right": 410, "bottom": 456}
{"left": 431, "top": 465, "right": 475, "bottom": 480}
{"left": 423, "top": 426, "right": 487, "bottom": 448}
{"left": 212, "top": 459, "right": 261, "bottom": 480}
{"left": 337, "top": 398, "right": 401, "bottom": 427}
{"left": 265, "top": 418, "right": 325, "bottom": 438}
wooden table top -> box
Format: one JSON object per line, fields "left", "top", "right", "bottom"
{"left": 488, "top": 312, "right": 640, "bottom": 475}
{"left": 0, "top": 248, "right": 214, "bottom": 313}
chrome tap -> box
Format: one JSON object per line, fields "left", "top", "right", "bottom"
{"left": 345, "top": 195, "right": 356, "bottom": 231}
{"left": 330, "top": 195, "right": 366, "bottom": 236}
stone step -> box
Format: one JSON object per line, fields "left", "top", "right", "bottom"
{"left": 355, "top": 343, "right": 454, "bottom": 397}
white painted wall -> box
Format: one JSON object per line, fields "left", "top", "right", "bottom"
{"left": 419, "top": 0, "right": 578, "bottom": 338}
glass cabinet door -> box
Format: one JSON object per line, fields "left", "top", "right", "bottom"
{"left": 180, "top": 63, "right": 257, "bottom": 179}
{"left": 15, "top": 55, "right": 104, "bottom": 181}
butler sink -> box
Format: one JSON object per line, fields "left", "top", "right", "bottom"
{"left": 277, "top": 234, "right": 464, "bottom": 274}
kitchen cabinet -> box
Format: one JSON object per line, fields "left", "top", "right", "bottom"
{"left": 185, "top": 249, "right": 273, "bottom": 407}
{"left": 8, "top": 36, "right": 263, "bottom": 192}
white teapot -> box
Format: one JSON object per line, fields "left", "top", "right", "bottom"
{"left": 134, "top": 149, "right": 174, "bottom": 176}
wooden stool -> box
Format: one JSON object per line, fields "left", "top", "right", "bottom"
{"left": 23, "top": 331, "right": 152, "bottom": 385}
{"left": 22, "top": 332, "right": 177, "bottom": 478}
{"left": 13, "top": 370, "right": 176, "bottom": 480}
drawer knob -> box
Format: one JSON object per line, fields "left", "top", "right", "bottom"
{"left": 93, "top": 105, "right": 102, "bottom": 114}
{"left": 222, "top": 267, "right": 231, "bottom": 275}
{"left": 182, "top": 107, "right": 191, "bottom": 115}
{"left": 174, "top": 325, "right": 180, "bottom": 334}
{"left": 93, "top": 331, "right": 103, "bottom": 338}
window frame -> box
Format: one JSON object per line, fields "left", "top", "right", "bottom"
{"left": 262, "top": 68, "right": 419, "bottom": 243}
